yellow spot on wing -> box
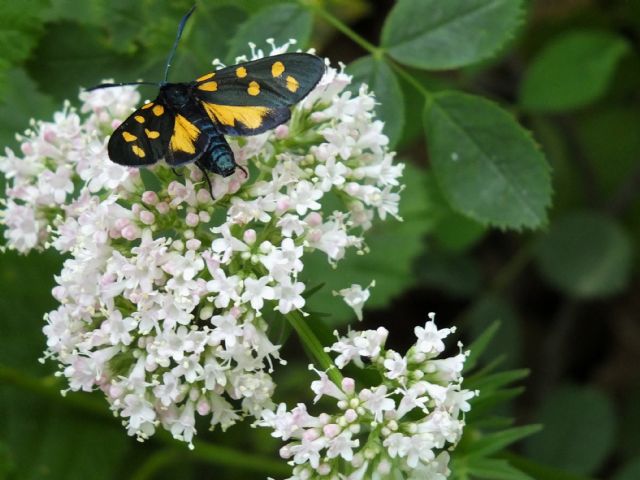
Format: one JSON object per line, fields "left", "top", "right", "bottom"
{"left": 170, "top": 114, "right": 200, "bottom": 154}
{"left": 286, "top": 75, "right": 299, "bottom": 93}
{"left": 247, "top": 81, "right": 260, "bottom": 96}
{"left": 132, "top": 145, "right": 146, "bottom": 157}
{"left": 198, "top": 81, "right": 218, "bottom": 92}
{"left": 197, "top": 72, "right": 215, "bottom": 82}
{"left": 152, "top": 105, "right": 164, "bottom": 116}
{"left": 122, "top": 131, "right": 137, "bottom": 142}
{"left": 145, "top": 129, "right": 160, "bottom": 139}
{"left": 141, "top": 102, "right": 154, "bottom": 109}
{"left": 202, "top": 103, "right": 268, "bottom": 130}
{"left": 272, "top": 61, "right": 285, "bottom": 77}
{"left": 134, "top": 115, "right": 145, "bottom": 123}
{"left": 236, "top": 66, "right": 247, "bottom": 78}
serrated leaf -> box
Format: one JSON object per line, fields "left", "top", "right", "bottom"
{"left": 535, "top": 211, "right": 632, "bottom": 298}
{"left": 227, "top": 3, "right": 313, "bottom": 62}
{"left": 346, "top": 55, "right": 405, "bottom": 148}
{"left": 424, "top": 91, "right": 551, "bottom": 230}
{"left": 520, "top": 30, "right": 630, "bottom": 113}
{"left": 381, "top": 0, "right": 524, "bottom": 70}
{"left": 524, "top": 385, "right": 616, "bottom": 475}
{"left": 304, "top": 164, "right": 435, "bottom": 324}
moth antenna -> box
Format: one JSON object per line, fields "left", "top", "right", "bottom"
{"left": 163, "top": 5, "right": 197, "bottom": 83}
{"left": 84, "top": 81, "right": 160, "bottom": 92}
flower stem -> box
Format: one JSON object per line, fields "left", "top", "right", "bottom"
{"left": 0, "top": 364, "right": 290, "bottom": 475}
{"left": 284, "top": 310, "right": 343, "bottom": 385}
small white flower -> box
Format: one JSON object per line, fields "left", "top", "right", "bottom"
{"left": 334, "top": 282, "right": 374, "bottom": 321}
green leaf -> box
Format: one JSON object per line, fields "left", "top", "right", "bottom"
{"left": 470, "top": 425, "right": 542, "bottom": 458}
{"left": 524, "top": 385, "right": 616, "bottom": 475}
{"left": 0, "top": 0, "right": 45, "bottom": 65}
{"left": 520, "top": 30, "right": 630, "bottom": 113}
{"left": 381, "top": 0, "right": 524, "bottom": 70}
{"left": 424, "top": 91, "right": 552, "bottom": 230}
{"left": 227, "top": 3, "right": 313, "bottom": 62}
{"left": 346, "top": 56, "right": 405, "bottom": 148}
{"left": 0, "top": 68, "right": 55, "bottom": 150}
{"left": 615, "top": 457, "right": 640, "bottom": 480}
{"left": 467, "top": 297, "right": 522, "bottom": 369}
{"left": 464, "top": 321, "right": 500, "bottom": 373}
{"left": 535, "top": 211, "right": 632, "bottom": 298}
{"left": 504, "top": 453, "right": 597, "bottom": 480}
{"left": 304, "top": 163, "right": 435, "bottom": 324}
{"left": 26, "top": 22, "right": 139, "bottom": 102}
{"left": 467, "top": 457, "right": 533, "bottom": 480}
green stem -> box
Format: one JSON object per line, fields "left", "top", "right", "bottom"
{"left": 284, "top": 310, "right": 343, "bottom": 385}
{"left": 305, "top": 1, "right": 432, "bottom": 99}
{"left": 305, "top": 2, "right": 381, "bottom": 56}
{"left": 0, "top": 364, "right": 289, "bottom": 476}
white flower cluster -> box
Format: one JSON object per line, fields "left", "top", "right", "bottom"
{"left": 0, "top": 43, "right": 403, "bottom": 446}
{"left": 258, "top": 314, "right": 476, "bottom": 480}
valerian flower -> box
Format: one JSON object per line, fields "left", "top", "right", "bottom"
{"left": 257, "top": 314, "right": 476, "bottom": 479}
{"left": 0, "top": 41, "right": 403, "bottom": 447}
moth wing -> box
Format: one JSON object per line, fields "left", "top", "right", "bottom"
{"left": 165, "top": 111, "right": 211, "bottom": 166}
{"left": 192, "top": 53, "right": 325, "bottom": 136}
{"left": 108, "top": 100, "right": 173, "bottom": 167}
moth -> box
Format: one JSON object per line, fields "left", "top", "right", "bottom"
{"left": 87, "top": 6, "right": 325, "bottom": 191}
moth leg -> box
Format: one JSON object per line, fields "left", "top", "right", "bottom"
{"left": 171, "top": 168, "right": 183, "bottom": 178}
{"left": 195, "top": 159, "right": 215, "bottom": 200}
{"left": 237, "top": 165, "right": 248, "bottom": 178}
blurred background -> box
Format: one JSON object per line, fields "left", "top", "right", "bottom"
{"left": 1, "top": 0, "right": 639, "bottom": 478}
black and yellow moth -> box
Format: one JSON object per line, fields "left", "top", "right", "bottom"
{"left": 87, "top": 6, "right": 325, "bottom": 189}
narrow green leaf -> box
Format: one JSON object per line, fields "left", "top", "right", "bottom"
{"left": 504, "top": 453, "right": 598, "bottom": 480}
{"left": 424, "top": 91, "right": 551, "bottom": 230}
{"left": 227, "top": 3, "right": 313, "bottom": 62}
{"left": 470, "top": 425, "right": 542, "bottom": 458}
{"left": 524, "top": 385, "right": 616, "bottom": 475}
{"left": 464, "top": 321, "right": 500, "bottom": 372}
{"left": 467, "top": 388, "right": 525, "bottom": 421}
{"left": 140, "top": 167, "right": 163, "bottom": 193}
{"left": 520, "top": 30, "right": 630, "bottom": 113}
{"left": 467, "top": 457, "right": 533, "bottom": 480}
{"left": 346, "top": 55, "right": 405, "bottom": 148}
{"left": 535, "top": 211, "right": 632, "bottom": 298}
{"left": 465, "top": 369, "right": 530, "bottom": 392}
{"left": 381, "top": 0, "right": 524, "bottom": 70}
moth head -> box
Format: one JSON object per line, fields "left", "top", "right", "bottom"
{"left": 162, "top": 84, "right": 192, "bottom": 108}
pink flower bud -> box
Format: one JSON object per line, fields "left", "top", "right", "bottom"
{"left": 141, "top": 191, "right": 158, "bottom": 205}
{"left": 185, "top": 212, "right": 199, "bottom": 227}
{"left": 156, "top": 202, "right": 169, "bottom": 214}
{"left": 305, "top": 212, "right": 322, "bottom": 227}
{"left": 342, "top": 377, "right": 355, "bottom": 394}
{"left": 344, "top": 409, "right": 358, "bottom": 423}
{"left": 243, "top": 229, "right": 256, "bottom": 245}
{"left": 186, "top": 238, "right": 201, "bottom": 251}
{"left": 274, "top": 124, "right": 289, "bottom": 139}
{"left": 199, "top": 211, "right": 211, "bottom": 223}
{"left": 323, "top": 423, "right": 340, "bottom": 439}
{"left": 196, "top": 398, "right": 210, "bottom": 415}
{"left": 121, "top": 225, "right": 139, "bottom": 240}
{"left": 196, "top": 188, "right": 211, "bottom": 204}
{"left": 139, "top": 210, "right": 155, "bottom": 225}
{"left": 303, "top": 428, "right": 320, "bottom": 442}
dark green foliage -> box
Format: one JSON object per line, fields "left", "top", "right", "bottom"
{"left": 1, "top": 0, "right": 639, "bottom": 479}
